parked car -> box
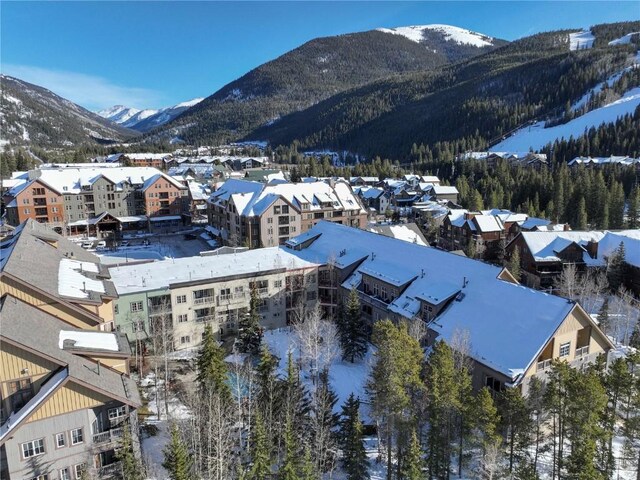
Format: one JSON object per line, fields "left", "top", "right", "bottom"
{"left": 81, "top": 241, "right": 93, "bottom": 249}
{"left": 120, "top": 240, "right": 130, "bottom": 247}
{"left": 96, "top": 241, "right": 107, "bottom": 249}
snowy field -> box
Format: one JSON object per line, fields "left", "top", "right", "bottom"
{"left": 569, "top": 30, "right": 595, "bottom": 50}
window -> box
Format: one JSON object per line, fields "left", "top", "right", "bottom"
{"left": 282, "top": 205, "right": 289, "bottom": 214}
{"left": 108, "top": 405, "right": 126, "bottom": 420}
{"left": 114, "top": 305, "right": 119, "bottom": 315}
{"left": 180, "top": 335, "right": 191, "bottom": 344}
{"left": 130, "top": 301, "right": 143, "bottom": 312}
{"left": 71, "top": 428, "right": 84, "bottom": 445}
{"left": 273, "top": 206, "right": 281, "bottom": 214}
{"left": 176, "top": 294, "right": 187, "bottom": 304}
{"left": 559, "top": 342, "right": 571, "bottom": 358}
{"left": 21, "top": 438, "right": 45, "bottom": 458}
{"left": 8, "top": 378, "right": 33, "bottom": 410}
{"left": 59, "top": 469, "right": 71, "bottom": 480}
{"left": 29, "top": 476, "right": 48, "bottom": 480}
{"left": 267, "top": 217, "right": 273, "bottom": 224}
{"left": 177, "top": 314, "right": 188, "bottom": 323}
{"left": 274, "top": 280, "right": 283, "bottom": 289}
{"left": 24, "top": 208, "right": 31, "bottom": 215}
{"left": 74, "top": 464, "right": 85, "bottom": 479}
{"left": 55, "top": 432, "right": 66, "bottom": 448}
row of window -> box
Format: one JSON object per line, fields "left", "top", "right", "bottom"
{"left": 22, "top": 428, "right": 84, "bottom": 459}
{"left": 28, "top": 463, "right": 85, "bottom": 480}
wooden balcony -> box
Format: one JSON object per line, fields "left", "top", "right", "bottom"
{"left": 537, "top": 359, "right": 552, "bottom": 372}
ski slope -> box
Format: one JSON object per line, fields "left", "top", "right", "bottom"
{"left": 493, "top": 87, "right": 640, "bottom": 152}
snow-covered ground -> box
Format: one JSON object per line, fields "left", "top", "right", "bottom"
{"left": 569, "top": 30, "right": 595, "bottom": 50}
{"left": 610, "top": 32, "right": 640, "bottom": 46}
{"left": 264, "top": 327, "right": 374, "bottom": 420}
{"left": 376, "top": 24, "right": 494, "bottom": 47}
{"left": 493, "top": 86, "right": 640, "bottom": 151}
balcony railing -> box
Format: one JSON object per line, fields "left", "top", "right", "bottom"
{"left": 193, "top": 296, "right": 215, "bottom": 306}
{"left": 98, "top": 462, "right": 122, "bottom": 478}
{"left": 537, "top": 359, "right": 552, "bottom": 372}
{"left": 195, "top": 315, "right": 215, "bottom": 323}
{"left": 257, "top": 287, "right": 269, "bottom": 296}
{"left": 575, "top": 345, "right": 590, "bottom": 357}
{"left": 93, "top": 427, "right": 124, "bottom": 445}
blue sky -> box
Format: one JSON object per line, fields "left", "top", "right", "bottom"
{"left": 2, "top": 1, "right": 638, "bottom": 111}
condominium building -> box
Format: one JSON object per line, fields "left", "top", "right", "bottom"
{"left": 207, "top": 179, "right": 367, "bottom": 247}
{"left": 284, "top": 221, "right": 613, "bottom": 394}
{"left": 109, "top": 248, "right": 319, "bottom": 350}
{"left": 3, "top": 167, "right": 190, "bottom": 235}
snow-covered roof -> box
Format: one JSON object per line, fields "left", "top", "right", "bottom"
{"left": 59, "top": 330, "right": 119, "bottom": 352}
{"left": 429, "top": 185, "right": 459, "bottom": 195}
{"left": 58, "top": 259, "right": 106, "bottom": 299}
{"left": 520, "top": 231, "right": 605, "bottom": 262}
{"left": 124, "top": 153, "right": 172, "bottom": 160}
{"left": 473, "top": 215, "right": 503, "bottom": 233}
{"left": 286, "top": 221, "right": 577, "bottom": 380}
{"left": 567, "top": 156, "right": 640, "bottom": 166}
{"left": 209, "top": 179, "right": 364, "bottom": 216}
{"left": 7, "top": 167, "right": 184, "bottom": 196}
{"left": 109, "top": 247, "right": 318, "bottom": 295}
{"left": 597, "top": 230, "right": 640, "bottom": 268}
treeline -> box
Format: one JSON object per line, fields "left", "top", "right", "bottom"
{"left": 454, "top": 160, "right": 640, "bottom": 229}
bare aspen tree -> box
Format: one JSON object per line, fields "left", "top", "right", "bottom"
{"left": 294, "top": 302, "right": 339, "bottom": 385}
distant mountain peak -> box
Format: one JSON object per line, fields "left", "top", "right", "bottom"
{"left": 376, "top": 24, "right": 495, "bottom": 47}
{"left": 97, "top": 98, "right": 204, "bottom": 132}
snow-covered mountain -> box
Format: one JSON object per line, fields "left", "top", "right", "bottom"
{"left": 0, "top": 74, "right": 137, "bottom": 148}
{"left": 376, "top": 24, "right": 496, "bottom": 48}
{"left": 97, "top": 98, "right": 204, "bottom": 132}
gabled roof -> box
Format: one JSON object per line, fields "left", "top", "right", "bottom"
{"left": 0, "top": 296, "right": 140, "bottom": 444}
{"left": 209, "top": 179, "right": 364, "bottom": 216}
{"left": 519, "top": 231, "right": 605, "bottom": 262}
{"left": 597, "top": 230, "right": 640, "bottom": 268}
{"left": 1, "top": 219, "right": 117, "bottom": 306}
{"left": 286, "top": 221, "right": 579, "bottom": 380}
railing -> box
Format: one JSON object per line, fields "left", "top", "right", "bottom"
{"left": 575, "top": 345, "right": 590, "bottom": 357}
{"left": 195, "top": 315, "right": 215, "bottom": 323}
{"left": 98, "top": 462, "right": 122, "bottom": 478}
{"left": 193, "top": 296, "right": 215, "bottom": 306}
{"left": 257, "top": 287, "right": 269, "bottom": 296}
{"left": 217, "top": 293, "right": 246, "bottom": 306}
{"left": 537, "top": 359, "right": 552, "bottom": 371}
{"left": 92, "top": 427, "right": 123, "bottom": 445}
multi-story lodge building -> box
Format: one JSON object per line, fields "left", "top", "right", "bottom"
{"left": 207, "top": 179, "right": 367, "bottom": 247}
{"left": 284, "top": 221, "right": 613, "bottom": 394}
{"left": 109, "top": 248, "right": 319, "bottom": 350}
{"left": 0, "top": 220, "right": 140, "bottom": 479}
{"left": 3, "top": 167, "right": 190, "bottom": 235}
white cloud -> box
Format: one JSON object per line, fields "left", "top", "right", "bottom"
{"left": 1, "top": 64, "right": 165, "bottom": 111}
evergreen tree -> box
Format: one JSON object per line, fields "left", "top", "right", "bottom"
{"left": 280, "top": 351, "right": 312, "bottom": 449}
{"left": 338, "top": 288, "right": 368, "bottom": 363}
{"left": 474, "top": 388, "right": 501, "bottom": 457}
{"left": 576, "top": 196, "right": 588, "bottom": 230}
{"left": 279, "top": 417, "right": 299, "bottom": 480}
{"left": 597, "top": 297, "right": 610, "bottom": 334}
{"left": 367, "top": 320, "right": 423, "bottom": 480}
{"left": 196, "top": 324, "right": 230, "bottom": 399}
{"left": 499, "top": 387, "right": 532, "bottom": 473}
{"left": 425, "top": 341, "right": 458, "bottom": 478}
{"left": 249, "top": 412, "right": 272, "bottom": 480}
{"left": 627, "top": 184, "right": 640, "bottom": 229}
{"left": 115, "top": 424, "right": 144, "bottom": 480}
{"left": 508, "top": 248, "right": 521, "bottom": 282}
{"left": 607, "top": 242, "right": 626, "bottom": 291}
{"left": 621, "top": 352, "right": 640, "bottom": 480}
{"left": 543, "top": 361, "right": 573, "bottom": 480}
{"left": 401, "top": 429, "right": 425, "bottom": 480}
{"left": 312, "top": 369, "right": 340, "bottom": 473}
{"left": 238, "top": 285, "right": 263, "bottom": 355}
{"left": 338, "top": 394, "right": 370, "bottom": 480}
{"left": 299, "top": 446, "right": 315, "bottom": 480}
{"left": 162, "top": 424, "right": 193, "bottom": 480}
{"left": 629, "top": 323, "right": 640, "bottom": 349}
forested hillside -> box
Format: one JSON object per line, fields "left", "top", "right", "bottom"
{"left": 253, "top": 22, "right": 640, "bottom": 159}
{"left": 149, "top": 27, "right": 505, "bottom": 145}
